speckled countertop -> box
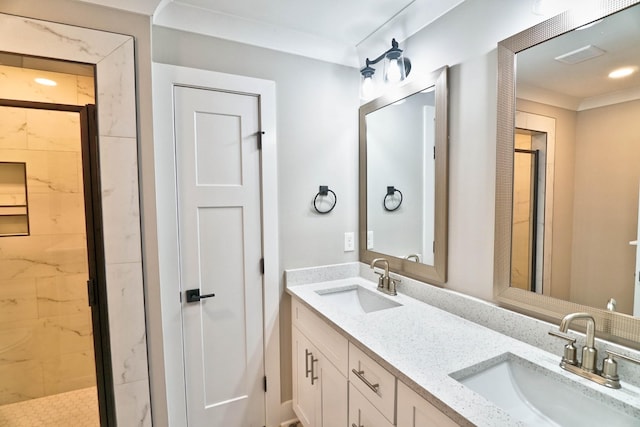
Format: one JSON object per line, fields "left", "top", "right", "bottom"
{"left": 286, "top": 277, "right": 640, "bottom": 426}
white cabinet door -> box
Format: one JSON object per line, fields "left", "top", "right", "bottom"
{"left": 397, "top": 381, "right": 458, "bottom": 427}
{"left": 348, "top": 383, "right": 394, "bottom": 427}
{"left": 293, "top": 326, "right": 321, "bottom": 427}
{"left": 319, "top": 356, "right": 347, "bottom": 427}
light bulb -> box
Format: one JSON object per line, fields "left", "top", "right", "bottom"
{"left": 386, "top": 58, "right": 402, "bottom": 83}
{"left": 361, "top": 76, "right": 375, "bottom": 99}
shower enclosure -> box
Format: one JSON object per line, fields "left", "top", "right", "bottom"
{"left": 0, "top": 56, "right": 110, "bottom": 425}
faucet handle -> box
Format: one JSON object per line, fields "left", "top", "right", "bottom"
{"left": 548, "top": 330, "right": 578, "bottom": 365}
{"left": 548, "top": 330, "right": 576, "bottom": 343}
{"left": 602, "top": 349, "right": 640, "bottom": 384}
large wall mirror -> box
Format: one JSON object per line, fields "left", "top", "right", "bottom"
{"left": 360, "top": 66, "right": 448, "bottom": 285}
{"left": 495, "top": 0, "right": 640, "bottom": 348}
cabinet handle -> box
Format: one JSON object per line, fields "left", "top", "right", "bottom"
{"left": 305, "top": 349, "right": 312, "bottom": 378}
{"left": 310, "top": 354, "right": 319, "bottom": 385}
{"left": 352, "top": 368, "right": 380, "bottom": 393}
{"left": 352, "top": 424, "right": 363, "bottom": 427}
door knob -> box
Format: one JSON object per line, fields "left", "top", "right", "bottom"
{"left": 185, "top": 288, "right": 215, "bottom": 303}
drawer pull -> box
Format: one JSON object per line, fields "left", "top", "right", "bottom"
{"left": 310, "top": 354, "right": 319, "bottom": 385}
{"left": 305, "top": 349, "right": 312, "bottom": 378}
{"left": 352, "top": 424, "right": 363, "bottom": 427}
{"left": 352, "top": 368, "right": 380, "bottom": 393}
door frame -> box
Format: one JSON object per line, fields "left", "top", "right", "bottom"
{"left": 152, "top": 63, "right": 280, "bottom": 427}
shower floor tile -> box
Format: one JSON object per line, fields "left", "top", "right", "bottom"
{"left": 0, "top": 387, "right": 99, "bottom": 427}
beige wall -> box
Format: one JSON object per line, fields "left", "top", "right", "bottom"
{"left": 0, "top": 65, "right": 96, "bottom": 404}
{"left": 571, "top": 100, "right": 640, "bottom": 314}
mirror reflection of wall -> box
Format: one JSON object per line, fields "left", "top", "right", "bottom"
{"left": 366, "top": 89, "right": 435, "bottom": 264}
{"left": 512, "top": 3, "right": 640, "bottom": 316}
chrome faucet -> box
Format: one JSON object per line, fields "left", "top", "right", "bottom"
{"left": 560, "top": 312, "right": 598, "bottom": 372}
{"left": 370, "top": 258, "right": 400, "bottom": 296}
{"left": 549, "top": 312, "right": 640, "bottom": 389}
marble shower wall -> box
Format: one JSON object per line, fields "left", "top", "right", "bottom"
{"left": 0, "top": 65, "right": 96, "bottom": 405}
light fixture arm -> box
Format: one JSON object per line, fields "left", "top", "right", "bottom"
{"left": 362, "top": 39, "right": 401, "bottom": 70}
{"left": 359, "top": 38, "right": 411, "bottom": 79}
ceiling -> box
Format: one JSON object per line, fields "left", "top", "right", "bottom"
{"left": 517, "top": 3, "right": 640, "bottom": 110}
{"left": 73, "top": 0, "right": 465, "bottom": 67}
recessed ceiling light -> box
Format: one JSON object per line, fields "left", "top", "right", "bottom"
{"left": 34, "top": 77, "right": 57, "bottom": 86}
{"left": 608, "top": 67, "right": 637, "bottom": 79}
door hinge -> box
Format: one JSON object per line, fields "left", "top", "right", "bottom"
{"left": 257, "top": 131, "right": 265, "bottom": 150}
{"left": 87, "top": 279, "right": 97, "bottom": 307}
{"left": 263, "top": 375, "right": 267, "bottom": 392}
{"left": 260, "top": 258, "right": 265, "bottom": 275}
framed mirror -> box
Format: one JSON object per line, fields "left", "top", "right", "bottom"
{"left": 495, "top": 0, "right": 640, "bottom": 348}
{"left": 359, "top": 66, "right": 448, "bottom": 285}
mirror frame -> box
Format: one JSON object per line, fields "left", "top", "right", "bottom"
{"left": 494, "top": 0, "right": 640, "bottom": 348}
{"left": 360, "top": 66, "right": 448, "bottom": 285}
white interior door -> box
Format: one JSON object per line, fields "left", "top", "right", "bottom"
{"left": 174, "top": 85, "right": 265, "bottom": 426}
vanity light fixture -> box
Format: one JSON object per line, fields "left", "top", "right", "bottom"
{"left": 360, "top": 38, "right": 412, "bottom": 100}
{"left": 34, "top": 77, "right": 57, "bottom": 86}
{"left": 608, "top": 66, "right": 637, "bottom": 79}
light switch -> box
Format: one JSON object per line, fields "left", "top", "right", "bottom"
{"left": 367, "top": 231, "right": 374, "bottom": 250}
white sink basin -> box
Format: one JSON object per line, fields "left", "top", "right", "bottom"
{"left": 451, "top": 353, "right": 640, "bottom": 426}
{"left": 315, "top": 285, "right": 402, "bottom": 314}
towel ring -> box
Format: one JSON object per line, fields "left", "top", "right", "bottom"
{"left": 314, "top": 185, "right": 337, "bottom": 214}
{"left": 383, "top": 186, "right": 403, "bottom": 212}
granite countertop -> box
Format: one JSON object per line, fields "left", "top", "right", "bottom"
{"left": 286, "top": 277, "right": 640, "bottom": 426}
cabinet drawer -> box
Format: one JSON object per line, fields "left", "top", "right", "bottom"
{"left": 292, "top": 298, "right": 349, "bottom": 376}
{"left": 348, "top": 343, "right": 396, "bottom": 423}
{"left": 349, "top": 383, "right": 393, "bottom": 427}
{"left": 397, "top": 381, "right": 458, "bottom": 427}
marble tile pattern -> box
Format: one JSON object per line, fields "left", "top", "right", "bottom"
{"left": 94, "top": 35, "right": 150, "bottom": 427}
{"left": 286, "top": 263, "right": 640, "bottom": 426}
{"left": 0, "top": 91, "right": 95, "bottom": 404}
{"left": 0, "top": 14, "right": 150, "bottom": 424}
{"left": 0, "top": 66, "right": 92, "bottom": 106}
{"left": 0, "top": 15, "right": 130, "bottom": 65}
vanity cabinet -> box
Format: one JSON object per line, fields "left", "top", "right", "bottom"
{"left": 396, "top": 381, "right": 458, "bottom": 427}
{"left": 292, "top": 301, "right": 348, "bottom": 427}
{"left": 292, "top": 297, "right": 458, "bottom": 427}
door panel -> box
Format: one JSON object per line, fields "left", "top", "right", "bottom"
{"left": 174, "top": 86, "right": 264, "bottom": 426}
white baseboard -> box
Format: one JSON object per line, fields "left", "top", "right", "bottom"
{"left": 280, "top": 400, "right": 298, "bottom": 427}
